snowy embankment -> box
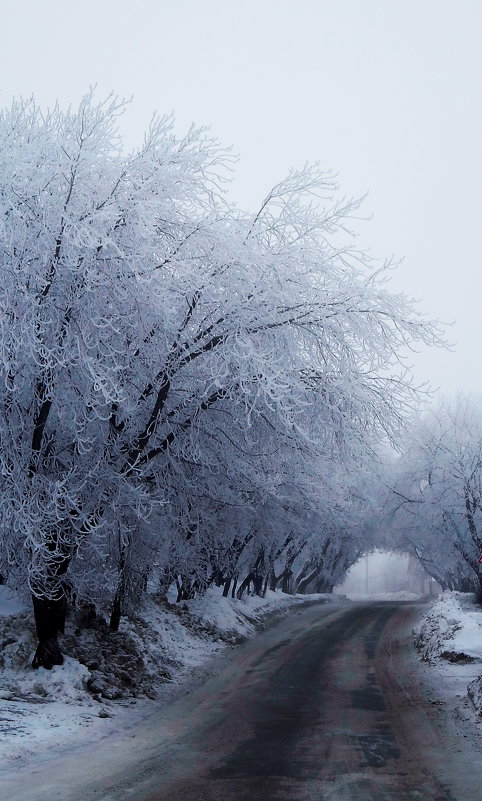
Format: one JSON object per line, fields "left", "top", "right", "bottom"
{"left": 414, "top": 591, "right": 482, "bottom": 716}
{"left": 0, "top": 585, "right": 332, "bottom": 763}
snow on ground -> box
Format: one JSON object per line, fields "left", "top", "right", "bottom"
{"left": 0, "top": 584, "right": 332, "bottom": 764}
{"left": 336, "top": 590, "right": 422, "bottom": 602}
{"left": 414, "top": 590, "right": 482, "bottom": 717}
{"left": 185, "top": 585, "right": 329, "bottom": 637}
{"left": 4, "top": 585, "right": 482, "bottom": 781}
{"left": 414, "top": 591, "right": 482, "bottom": 663}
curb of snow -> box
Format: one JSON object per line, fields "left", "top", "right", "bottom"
{"left": 413, "top": 591, "right": 482, "bottom": 715}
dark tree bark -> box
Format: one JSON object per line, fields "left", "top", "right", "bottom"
{"left": 213, "top": 570, "right": 225, "bottom": 588}
{"left": 110, "top": 534, "right": 129, "bottom": 631}
{"left": 476, "top": 571, "right": 482, "bottom": 605}
{"left": 176, "top": 576, "right": 198, "bottom": 602}
{"left": 236, "top": 573, "right": 253, "bottom": 599}
{"left": 459, "top": 576, "right": 476, "bottom": 593}
{"left": 281, "top": 568, "right": 293, "bottom": 594}
{"left": 315, "top": 578, "right": 334, "bottom": 593}
{"left": 252, "top": 574, "right": 264, "bottom": 596}
{"left": 269, "top": 569, "right": 280, "bottom": 591}
{"left": 31, "top": 595, "right": 66, "bottom": 669}
{"left": 158, "top": 567, "right": 176, "bottom": 601}
{"left": 109, "top": 592, "right": 122, "bottom": 632}
{"left": 296, "top": 566, "right": 320, "bottom": 595}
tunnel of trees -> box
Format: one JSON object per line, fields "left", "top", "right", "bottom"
{"left": 0, "top": 94, "right": 478, "bottom": 670}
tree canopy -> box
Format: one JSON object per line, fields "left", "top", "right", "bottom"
{"left": 384, "top": 397, "right": 482, "bottom": 596}
{"left": 0, "top": 93, "right": 443, "bottom": 666}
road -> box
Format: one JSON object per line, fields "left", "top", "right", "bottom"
{"left": 4, "top": 601, "right": 482, "bottom": 801}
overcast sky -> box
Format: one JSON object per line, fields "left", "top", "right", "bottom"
{"left": 2, "top": 0, "right": 481, "bottom": 397}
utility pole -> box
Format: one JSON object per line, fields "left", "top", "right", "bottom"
{"left": 365, "top": 555, "right": 369, "bottom": 595}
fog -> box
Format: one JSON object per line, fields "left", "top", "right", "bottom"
{"left": 335, "top": 550, "right": 434, "bottom": 598}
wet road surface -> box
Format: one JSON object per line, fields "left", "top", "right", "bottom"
{"left": 5, "top": 601, "right": 482, "bottom": 801}
{"left": 135, "top": 602, "right": 482, "bottom": 801}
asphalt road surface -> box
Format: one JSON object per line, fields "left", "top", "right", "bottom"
{"left": 5, "top": 601, "right": 482, "bottom": 801}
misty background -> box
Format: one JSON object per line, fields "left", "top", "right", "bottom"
{"left": 2, "top": 0, "right": 481, "bottom": 396}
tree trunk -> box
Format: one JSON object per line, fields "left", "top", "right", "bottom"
{"left": 158, "top": 567, "right": 175, "bottom": 601}
{"left": 109, "top": 591, "right": 122, "bottom": 632}
{"left": 213, "top": 570, "right": 224, "bottom": 588}
{"left": 281, "top": 568, "right": 293, "bottom": 594}
{"left": 459, "top": 576, "right": 476, "bottom": 593}
{"left": 236, "top": 573, "right": 253, "bottom": 600}
{"left": 476, "top": 571, "right": 482, "bottom": 605}
{"left": 31, "top": 594, "right": 66, "bottom": 669}
{"left": 269, "top": 570, "right": 279, "bottom": 591}
{"left": 315, "top": 577, "right": 334, "bottom": 593}
{"left": 253, "top": 574, "right": 264, "bottom": 596}
{"left": 296, "top": 567, "right": 320, "bottom": 595}
{"left": 110, "top": 534, "right": 129, "bottom": 631}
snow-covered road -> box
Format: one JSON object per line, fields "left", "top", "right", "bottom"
{"left": 2, "top": 600, "right": 482, "bottom": 801}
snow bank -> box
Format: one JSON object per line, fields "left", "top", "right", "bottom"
{"left": 468, "top": 675, "right": 482, "bottom": 714}
{"left": 414, "top": 591, "right": 482, "bottom": 716}
{"left": 414, "top": 591, "right": 482, "bottom": 663}
{"left": 185, "top": 585, "right": 330, "bottom": 638}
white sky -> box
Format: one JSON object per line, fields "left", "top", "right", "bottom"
{"left": 2, "top": 0, "right": 481, "bottom": 396}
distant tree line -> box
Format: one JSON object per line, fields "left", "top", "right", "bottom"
{"left": 383, "top": 397, "right": 482, "bottom": 599}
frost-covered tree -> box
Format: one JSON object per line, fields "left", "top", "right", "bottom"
{"left": 0, "top": 93, "right": 442, "bottom": 668}
{"left": 384, "top": 398, "right": 482, "bottom": 596}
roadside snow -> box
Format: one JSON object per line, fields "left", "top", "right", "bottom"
{"left": 0, "top": 584, "right": 331, "bottom": 764}
{"left": 414, "top": 591, "right": 482, "bottom": 663}
{"left": 338, "top": 590, "right": 422, "bottom": 602}
{"left": 414, "top": 591, "right": 482, "bottom": 717}
{"left": 186, "top": 585, "right": 328, "bottom": 637}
